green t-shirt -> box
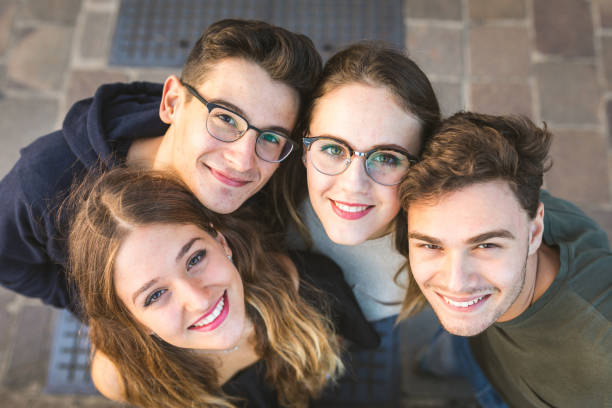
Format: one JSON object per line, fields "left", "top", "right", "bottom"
{"left": 469, "top": 191, "right": 612, "bottom": 407}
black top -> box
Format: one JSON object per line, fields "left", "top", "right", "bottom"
{"left": 222, "top": 250, "right": 380, "bottom": 408}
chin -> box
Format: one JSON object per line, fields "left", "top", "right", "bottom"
{"left": 326, "top": 228, "right": 370, "bottom": 246}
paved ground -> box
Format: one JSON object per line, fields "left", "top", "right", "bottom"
{"left": 1, "top": 0, "right": 611, "bottom": 407}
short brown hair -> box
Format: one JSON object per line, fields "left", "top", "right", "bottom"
{"left": 181, "top": 19, "right": 322, "bottom": 114}
{"left": 397, "top": 111, "right": 552, "bottom": 318}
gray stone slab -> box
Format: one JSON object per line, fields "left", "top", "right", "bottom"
{"left": 0, "top": 0, "right": 17, "bottom": 56}
{"left": 468, "top": 0, "right": 526, "bottom": 20}
{"left": 0, "top": 96, "right": 58, "bottom": 178}
{"left": 404, "top": 0, "right": 462, "bottom": 20}
{"left": 21, "top": 0, "right": 82, "bottom": 25}
{"left": 78, "top": 10, "right": 113, "bottom": 60}
{"left": 597, "top": 0, "right": 612, "bottom": 28}
{"left": 432, "top": 81, "right": 463, "bottom": 118}
{"left": 536, "top": 62, "right": 600, "bottom": 125}
{"left": 546, "top": 129, "right": 610, "bottom": 205}
{"left": 7, "top": 25, "right": 73, "bottom": 92}
{"left": 601, "top": 36, "right": 612, "bottom": 89}
{"left": 4, "top": 305, "right": 55, "bottom": 389}
{"left": 131, "top": 68, "right": 178, "bottom": 83}
{"left": 407, "top": 25, "right": 463, "bottom": 78}
{"left": 469, "top": 25, "right": 530, "bottom": 78}
{"left": 534, "top": 0, "right": 595, "bottom": 57}
{"left": 470, "top": 81, "right": 532, "bottom": 117}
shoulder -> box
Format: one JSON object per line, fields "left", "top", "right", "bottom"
{"left": 90, "top": 350, "right": 126, "bottom": 403}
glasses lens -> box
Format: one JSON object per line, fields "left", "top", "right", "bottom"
{"left": 366, "top": 149, "right": 412, "bottom": 185}
{"left": 310, "top": 139, "right": 351, "bottom": 175}
{"left": 256, "top": 132, "right": 292, "bottom": 162}
{"left": 207, "top": 107, "right": 247, "bottom": 141}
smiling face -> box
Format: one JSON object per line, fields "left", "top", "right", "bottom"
{"left": 159, "top": 57, "right": 300, "bottom": 214}
{"left": 306, "top": 83, "right": 422, "bottom": 245}
{"left": 113, "top": 223, "right": 246, "bottom": 350}
{"left": 407, "top": 180, "right": 543, "bottom": 336}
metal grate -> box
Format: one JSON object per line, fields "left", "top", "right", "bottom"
{"left": 44, "top": 310, "right": 97, "bottom": 394}
{"left": 110, "top": 0, "right": 404, "bottom": 66}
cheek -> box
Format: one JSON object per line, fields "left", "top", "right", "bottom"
{"left": 306, "top": 164, "right": 333, "bottom": 199}
{"left": 375, "top": 185, "right": 400, "bottom": 217}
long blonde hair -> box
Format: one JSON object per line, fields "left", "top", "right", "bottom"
{"left": 66, "top": 166, "right": 343, "bottom": 408}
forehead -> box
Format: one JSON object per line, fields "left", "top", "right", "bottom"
{"left": 195, "top": 57, "right": 300, "bottom": 130}
{"left": 309, "top": 82, "right": 422, "bottom": 153}
{"left": 407, "top": 181, "right": 530, "bottom": 240}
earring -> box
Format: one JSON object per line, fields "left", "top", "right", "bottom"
{"left": 226, "top": 254, "right": 233, "bottom": 262}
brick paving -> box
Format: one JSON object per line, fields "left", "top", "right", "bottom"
{"left": 0, "top": 0, "right": 610, "bottom": 407}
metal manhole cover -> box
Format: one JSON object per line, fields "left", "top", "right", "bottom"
{"left": 110, "top": 0, "right": 404, "bottom": 67}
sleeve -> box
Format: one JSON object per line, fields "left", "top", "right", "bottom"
{"left": 291, "top": 250, "right": 380, "bottom": 349}
{"left": 222, "top": 362, "right": 280, "bottom": 408}
{"left": 0, "top": 163, "right": 74, "bottom": 311}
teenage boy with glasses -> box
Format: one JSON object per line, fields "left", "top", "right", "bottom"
{"left": 398, "top": 112, "right": 612, "bottom": 407}
{"left": 0, "top": 19, "right": 322, "bottom": 314}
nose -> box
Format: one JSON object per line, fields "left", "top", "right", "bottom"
{"left": 175, "top": 277, "right": 210, "bottom": 313}
{"left": 337, "top": 155, "right": 371, "bottom": 193}
{"left": 442, "top": 251, "right": 471, "bottom": 292}
{"left": 222, "top": 129, "right": 258, "bottom": 172}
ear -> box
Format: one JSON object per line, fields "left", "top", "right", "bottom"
{"left": 527, "top": 202, "right": 545, "bottom": 256}
{"left": 214, "top": 230, "right": 233, "bottom": 259}
{"left": 159, "top": 75, "right": 183, "bottom": 124}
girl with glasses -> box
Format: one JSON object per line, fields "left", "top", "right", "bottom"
{"left": 285, "top": 42, "right": 441, "bottom": 405}
{"left": 66, "top": 167, "right": 378, "bottom": 408}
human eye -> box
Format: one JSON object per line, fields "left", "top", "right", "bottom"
{"left": 187, "top": 249, "right": 206, "bottom": 271}
{"left": 369, "top": 151, "right": 404, "bottom": 167}
{"left": 423, "top": 243, "right": 442, "bottom": 250}
{"left": 477, "top": 243, "right": 498, "bottom": 249}
{"left": 319, "top": 142, "right": 344, "bottom": 157}
{"left": 210, "top": 110, "right": 239, "bottom": 129}
{"left": 144, "top": 288, "right": 167, "bottom": 307}
{"left": 258, "top": 132, "right": 281, "bottom": 145}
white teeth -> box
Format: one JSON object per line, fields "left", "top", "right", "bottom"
{"left": 193, "top": 296, "right": 224, "bottom": 327}
{"left": 334, "top": 201, "right": 369, "bottom": 212}
{"left": 443, "top": 295, "right": 485, "bottom": 308}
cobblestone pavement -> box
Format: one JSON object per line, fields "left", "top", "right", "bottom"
{"left": 1, "top": 0, "right": 611, "bottom": 407}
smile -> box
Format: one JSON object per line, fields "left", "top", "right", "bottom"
{"left": 206, "top": 165, "right": 251, "bottom": 187}
{"left": 330, "top": 200, "right": 374, "bottom": 220}
{"left": 437, "top": 293, "right": 491, "bottom": 311}
{"left": 188, "top": 291, "right": 229, "bottom": 332}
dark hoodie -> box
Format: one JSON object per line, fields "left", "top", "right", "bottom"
{"left": 0, "top": 81, "right": 167, "bottom": 311}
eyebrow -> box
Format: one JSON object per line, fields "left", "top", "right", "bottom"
{"left": 210, "top": 98, "right": 291, "bottom": 136}
{"left": 407, "top": 229, "right": 515, "bottom": 246}
{"left": 310, "top": 134, "right": 413, "bottom": 154}
{"left": 131, "top": 237, "right": 202, "bottom": 305}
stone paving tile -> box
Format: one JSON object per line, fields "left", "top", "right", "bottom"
{"left": 468, "top": 0, "right": 526, "bottom": 20}
{"left": 0, "top": 96, "right": 58, "bottom": 178}
{"left": 64, "top": 69, "right": 129, "bottom": 116}
{"left": 470, "top": 81, "right": 532, "bottom": 117}
{"left": 432, "top": 81, "right": 463, "bottom": 117}
{"left": 469, "top": 25, "right": 530, "bottom": 78}
{"left": 602, "top": 36, "right": 612, "bottom": 88}
{"left": 407, "top": 25, "right": 463, "bottom": 78}
{"left": 534, "top": 0, "right": 595, "bottom": 57}
{"left": 131, "top": 68, "right": 178, "bottom": 83}
{"left": 596, "top": 0, "right": 612, "bottom": 28}
{"left": 4, "top": 304, "right": 55, "bottom": 390}
{"left": 606, "top": 99, "right": 612, "bottom": 146}
{"left": 0, "top": 0, "right": 17, "bottom": 56}
{"left": 546, "top": 129, "right": 610, "bottom": 205}
{"left": 7, "top": 25, "right": 73, "bottom": 92}
{"left": 78, "top": 10, "right": 113, "bottom": 60}
{"left": 404, "top": 0, "right": 461, "bottom": 20}
{"left": 536, "top": 62, "right": 600, "bottom": 125}
{"left": 21, "top": 0, "right": 82, "bottom": 25}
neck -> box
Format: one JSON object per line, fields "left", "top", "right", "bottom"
{"left": 532, "top": 243, "right": 560, "bottom": 304}
{"left": 126, "top": 135, "right": 164, "bottom": 168}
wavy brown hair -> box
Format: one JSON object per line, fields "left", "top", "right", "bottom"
{"left": 397, "top": 111, "right": 553, "bottom": 319}
{"left": 66, "top": 166, "right": 342, "bottom": 408}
